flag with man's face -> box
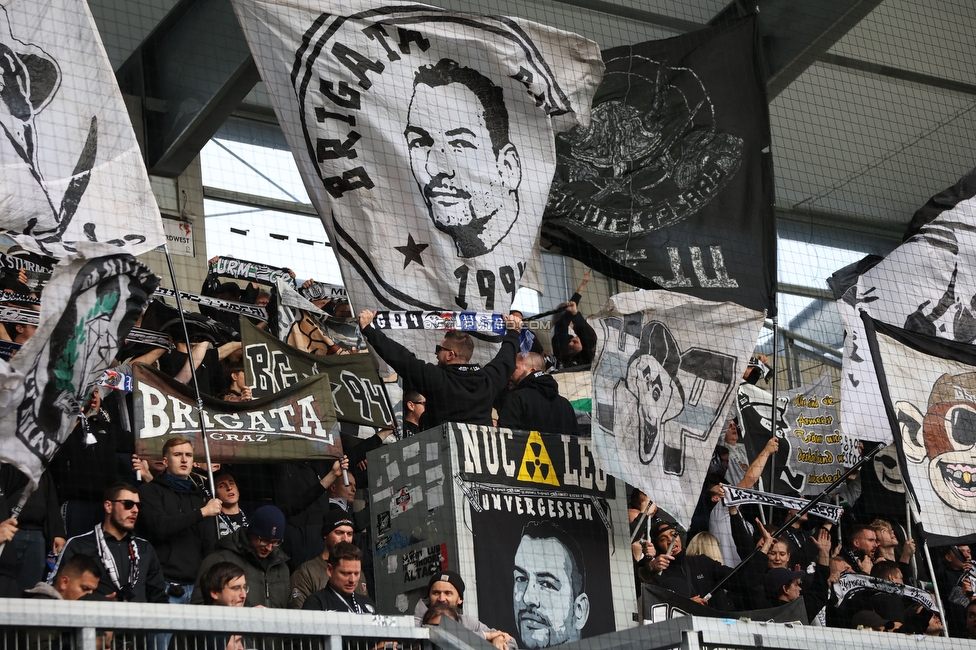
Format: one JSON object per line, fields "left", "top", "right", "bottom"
{"left": 230, "top": 0, "right": 603, "bottom": 359}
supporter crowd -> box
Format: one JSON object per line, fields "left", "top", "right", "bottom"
{"left": 0, "top": 250, "right": 972, "bottom": 646}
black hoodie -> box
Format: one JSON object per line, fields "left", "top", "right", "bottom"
{"left": 497, "top": 371, "right": 579, "bottom": 434}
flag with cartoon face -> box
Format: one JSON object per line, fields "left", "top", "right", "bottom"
{"left": 0, "top": 0, "right": 164, "bottom": 258}
{"left": 0, "top": 255, "right": 158, "bottom": 487}
{"left": 229, "top": 0, "right": 603, "bottom": 358}
{"left": 864, "top": 313, "right": 976, "bottom": 545}
{"left": 589, "top": 291, "right": 764, "bottom": 527}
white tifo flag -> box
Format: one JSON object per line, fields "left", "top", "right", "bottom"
{"left": 230, "top": 0, "right": 603, "bottom": 360}
{"left": 0, "top": 0, "right": 164, "bottom": 259}
{"left": 839, "top": 169, "right": 976, "bottom": 443}
{"left": 589, "top": 291, "right": 764, "bottom": 528}
{"left": 0, "top": 255, "right": 158, "bottom": 489}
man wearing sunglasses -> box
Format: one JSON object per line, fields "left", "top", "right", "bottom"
{"left": 192, "top": 505, "right": 290, "bottom": 608}
{"left": 358, "top": 310, "right": 521, "bottom": 428}
{"left": 51, "top": 482, "right": 167, "bottom": 602}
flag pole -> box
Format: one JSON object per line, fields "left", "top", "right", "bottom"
{"left": 162, "top": 246, "right": 218, "bottom": 516}
{"left": 918, "top": 522, "right": 950, "bottom": 636}
{"left": 702, "top": 443, "right": 882, "bottom": 602}
{"left": 767, "top": 313, "right": 779, "bottom": 524}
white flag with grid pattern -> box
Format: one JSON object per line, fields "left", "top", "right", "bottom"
{"left": 230, "top": 0, "right": 602, "bottom": 328}
{"left": 0, "top": 0, "right": 164, "bottom": 259}
{"left": 589, "top": 291, "right": 764, "bottom": 528}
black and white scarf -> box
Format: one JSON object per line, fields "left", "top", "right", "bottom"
{"left": 94, "top": 524, "right": 140, "bottom": 594}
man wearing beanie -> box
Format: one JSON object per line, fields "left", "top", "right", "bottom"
{"left": 414, "top": 570, "right": 516, "bottom": 649}
{"left": 191, "top": 505, "right": 290, "bottom": 608}
{"left": 289, "top": 510, "right": 357, "bottom": 609}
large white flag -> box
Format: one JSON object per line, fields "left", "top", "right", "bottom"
{"left": 0, "top": 255, "right": 158, "bottom": 487}
{"left": 864, "top": 314, "right": 976, "bottom": 544}
{"left": 0, "top": 0, "right": 164, "bottom": 258}
{"left": 589, "top": 291, "right": 764, "bottom": 527}
{"left": 838, "top": 170, "right": 976, "bottom": 443}
{"left": 230, "top": 0, "right": 603, "bottom": 353}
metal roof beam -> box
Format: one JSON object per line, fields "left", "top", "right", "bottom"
{"left": 117, "top": 0, "right": 259, "bottom": 177}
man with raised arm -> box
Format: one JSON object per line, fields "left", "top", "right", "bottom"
{"left": 358, "top": 310, "right": 521, "bottom": 427}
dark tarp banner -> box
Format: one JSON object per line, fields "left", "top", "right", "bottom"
{"left": 543, "top": 16, "right": 775, "bottom": 313}
{"left": 133, "top": 363, "right": 341, "bottom": 463}
{"left": 239, "top": 317, "right": 393, "bottom": 429}
{"left": 641, "top": 584, "right": 807, "bottom": 624}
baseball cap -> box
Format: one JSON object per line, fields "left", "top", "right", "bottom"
{"left": 764, "top": 568, "right": 805, "bottom": 596}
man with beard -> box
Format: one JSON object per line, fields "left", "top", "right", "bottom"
{"left": 289, "top": 510, "right": 356, "bottom": 609}
{"left": 404, "top": 58, "right": 522, "bottom": 258}
{"left": 413, "top": 570, "right": 516, "bottom": 649}
{"left": 53, "top": 482, "right": 167, "bottom": 602}
{"left": 512, "top": 521, "right": 589, "bottom": 648}
{"left": 498, "top": 352, "right": 578, "bottom": 434}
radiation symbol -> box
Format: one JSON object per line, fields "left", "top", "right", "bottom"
{"left": 517, "top": 431, "right": 560, "bottom": 486}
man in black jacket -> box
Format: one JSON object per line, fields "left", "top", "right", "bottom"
{"left": 53, "top": 482, "right": 167, "bottom": 602}
{"left": 358, "top": 310, "right": 520, "bottom": 427}
{"left": 303, "top": 542, "right": 378, "bottom": 613}
{"left": 498, "top": 352, "right": 578, "bottom": 434}
{"left": 137, "top": 435, "right": 221, "bottom": 603}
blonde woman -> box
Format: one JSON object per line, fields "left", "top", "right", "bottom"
{"left": 686, "top": 532, "right": 724, "bottom": 565}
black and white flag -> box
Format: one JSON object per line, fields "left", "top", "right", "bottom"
{"left": 543, "top": 16, "right": 775, "bottom": 313}
{"left": 836, "top": 169, "right": 976, "bottom": 443}
{"left": 230, "top": 0, "right": 603, "bottom": 356}
{"left": 0, "top": 0, "right": 165, "bottom": 258}
{"left": 0, "top": 255, "right": 158, "bottom": 486}
{"left": 589, "top": 291, "right": 763, "bottom": 527}
{"left": 863, "top": 314, "right": 976, "bottom": 544}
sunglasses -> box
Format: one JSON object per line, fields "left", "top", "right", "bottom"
{"left": 111, "top": 499, "right": 140, "bottom": 510}
{"left": 410, "top": 400, "right": 426, "bottom": 405}
{"left": 434, "top": 345, "right": 454, "bottom": 355}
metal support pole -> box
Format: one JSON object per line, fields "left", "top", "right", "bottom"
{"left": 162, "top": 245, "right": 217, "bottom": 520}
{"left": 921, "top": 537, "right": 950, "bottom": 637}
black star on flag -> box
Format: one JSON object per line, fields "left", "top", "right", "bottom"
{"left": 395, "top": 234, "right": 428, "bottom": 269}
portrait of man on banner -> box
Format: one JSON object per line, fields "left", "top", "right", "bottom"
{"left": 405, "top": 58, "right": 522, "bottom": 259}
{"left": 232, "top": 0, "right": 603, "bottom": 321}
{"left": 471, "top": 505, "right": 614, "bottom": 647}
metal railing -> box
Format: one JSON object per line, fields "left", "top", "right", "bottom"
{"left": 0, "top": 604, "right": 971, "bottom": 650}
